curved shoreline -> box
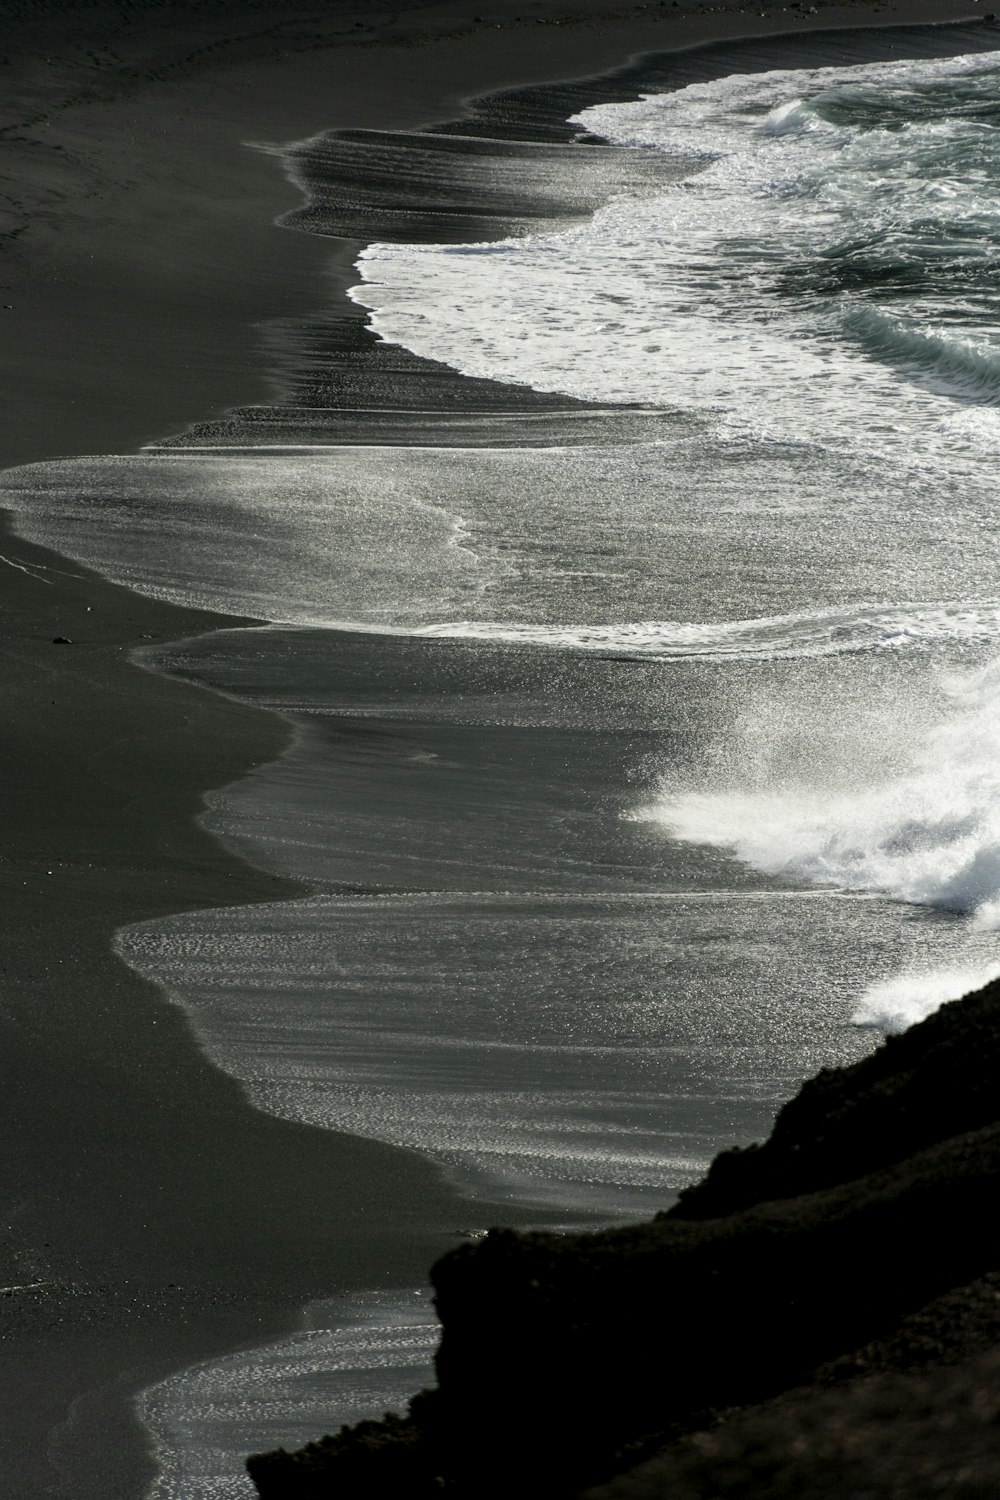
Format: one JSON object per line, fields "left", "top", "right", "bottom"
{"left": 0, "top": 3, "right": 992, "bottom": 1496}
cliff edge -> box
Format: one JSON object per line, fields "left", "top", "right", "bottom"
{"left": 248, "top": 976, "right": 1000, "bottom": 1498}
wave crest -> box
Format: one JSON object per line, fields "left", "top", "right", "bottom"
{"left": 640, "top": 656, "right": 1000, "bottom": 923}
{"left": 851, "top": 963, "right": 1000, "bottom": 1031}
{"left": 842, "top": 305, "right": 1000, "bottom": 404}
{"left": 412, "top": 601, "right": 1000, "bottom": 661}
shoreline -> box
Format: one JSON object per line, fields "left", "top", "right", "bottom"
{"left": 0, "top": 3, "right": 994, "bottom": 1495}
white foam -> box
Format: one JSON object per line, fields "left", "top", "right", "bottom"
{"left": 352, "top": 49, "right": 1000, "bottom": 469}
{"left": 409, "top": 601, "right": 1000, "bottom": 661}
{"left": 642, "top": 655, "right": 1000, "bottom": 924}
{"left": 850, "top": 962, "right": 1000, "bottom": 1032}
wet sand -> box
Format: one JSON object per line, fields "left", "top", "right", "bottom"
{"left": 0, "top": 1, "right": 988, "bottom": 1494}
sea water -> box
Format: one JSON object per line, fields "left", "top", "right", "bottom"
{"left": 6, "top": 24, "right": 1000, "bottom": 1495}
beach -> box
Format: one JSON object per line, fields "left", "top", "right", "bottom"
{"left": 0, "top": 1, "right": 993, "bottom": 1494}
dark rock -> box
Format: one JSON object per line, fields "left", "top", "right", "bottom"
{"left": 585, "top": 1347, "right": 1000, "bottom": 1499}
{"left": 669, "top": 977, "right": 1000, "bottom": 1220}
{"left": 816, "top": 1270, "right": 1000, "bottom": 1381}
{"left": 248, "top": 982, "right": 1000, "bottom": 1499}
{"left": 421, "top": 1128, "right": 1000, "bottom": 1495}
{"left": 247, "top": 1412, "right": 442, "bottom": 1498}
{"left": 51, "top": 636, "right": 72, "bottom": 644}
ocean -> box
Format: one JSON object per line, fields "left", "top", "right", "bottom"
{"left": 5, "top": 19, "right": 1000, "bottom": 1495}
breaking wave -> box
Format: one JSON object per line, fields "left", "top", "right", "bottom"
{"left": 640, "top": 656, "right": 1000, "bottom": 927}
{"left": 851, "top": 962, "right": 1000, "bottom": 1032}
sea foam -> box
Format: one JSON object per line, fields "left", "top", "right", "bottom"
{"left": 851, "top": 962, "right": 1000, "bottom": 1032}
{"left": 641, "top": 656, "right": 1000, "bottom": 927}
{"left": 353, "top": 49, "right": 1000, "bottom": 471}
{"left": 410, "top": 601, "right": 1000, "bottom": 662}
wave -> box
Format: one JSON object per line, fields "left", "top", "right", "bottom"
{"left": 639, "top": 655, "right": 1000, "bottom": 925}
{"left": 12, "top": 441, "right": 1000, "bottom": 640}
{"left": 353, "top": 48, "right": 1000, "bottom": 473}
{"left": 408, "top": 601, "right": 1000, "bottom": 661}
{"left": 842, "top": 305, "right": 1000, "bottom": 404}
{"left": 851, "top": 961, "right": 1000, "bottom": 1032}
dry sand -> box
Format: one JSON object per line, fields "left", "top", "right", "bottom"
{"left": 0, "top": 0, "right": 988, "bottom": 1494}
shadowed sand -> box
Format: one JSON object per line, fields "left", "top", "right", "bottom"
{"left": 0, "top": 1, "right": 990, "bottom": 1495}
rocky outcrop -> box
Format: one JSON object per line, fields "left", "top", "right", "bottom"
{"left": 668, "top": 976, "right": 1000, "bottom": 1221}
{"left": 585, "top": 1342, "right": 1000, "bottom": 1500}
{"left": 247, "top": 977, "right": 1000, "bottom": 1498}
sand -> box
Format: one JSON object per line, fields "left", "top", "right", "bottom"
{"left": 0, "top": 0, "right": 989, "bottom": 1494}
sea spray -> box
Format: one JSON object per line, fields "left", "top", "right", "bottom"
{"left": 640, "top": 655, "right": 1000, "bottom": 926}
{"left": 851, "top": 961, "right": 1000, "bottom": 1031}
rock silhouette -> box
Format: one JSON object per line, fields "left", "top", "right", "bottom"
{"left": 248, "top": 976, "right": 1000, "bottom": 1498}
